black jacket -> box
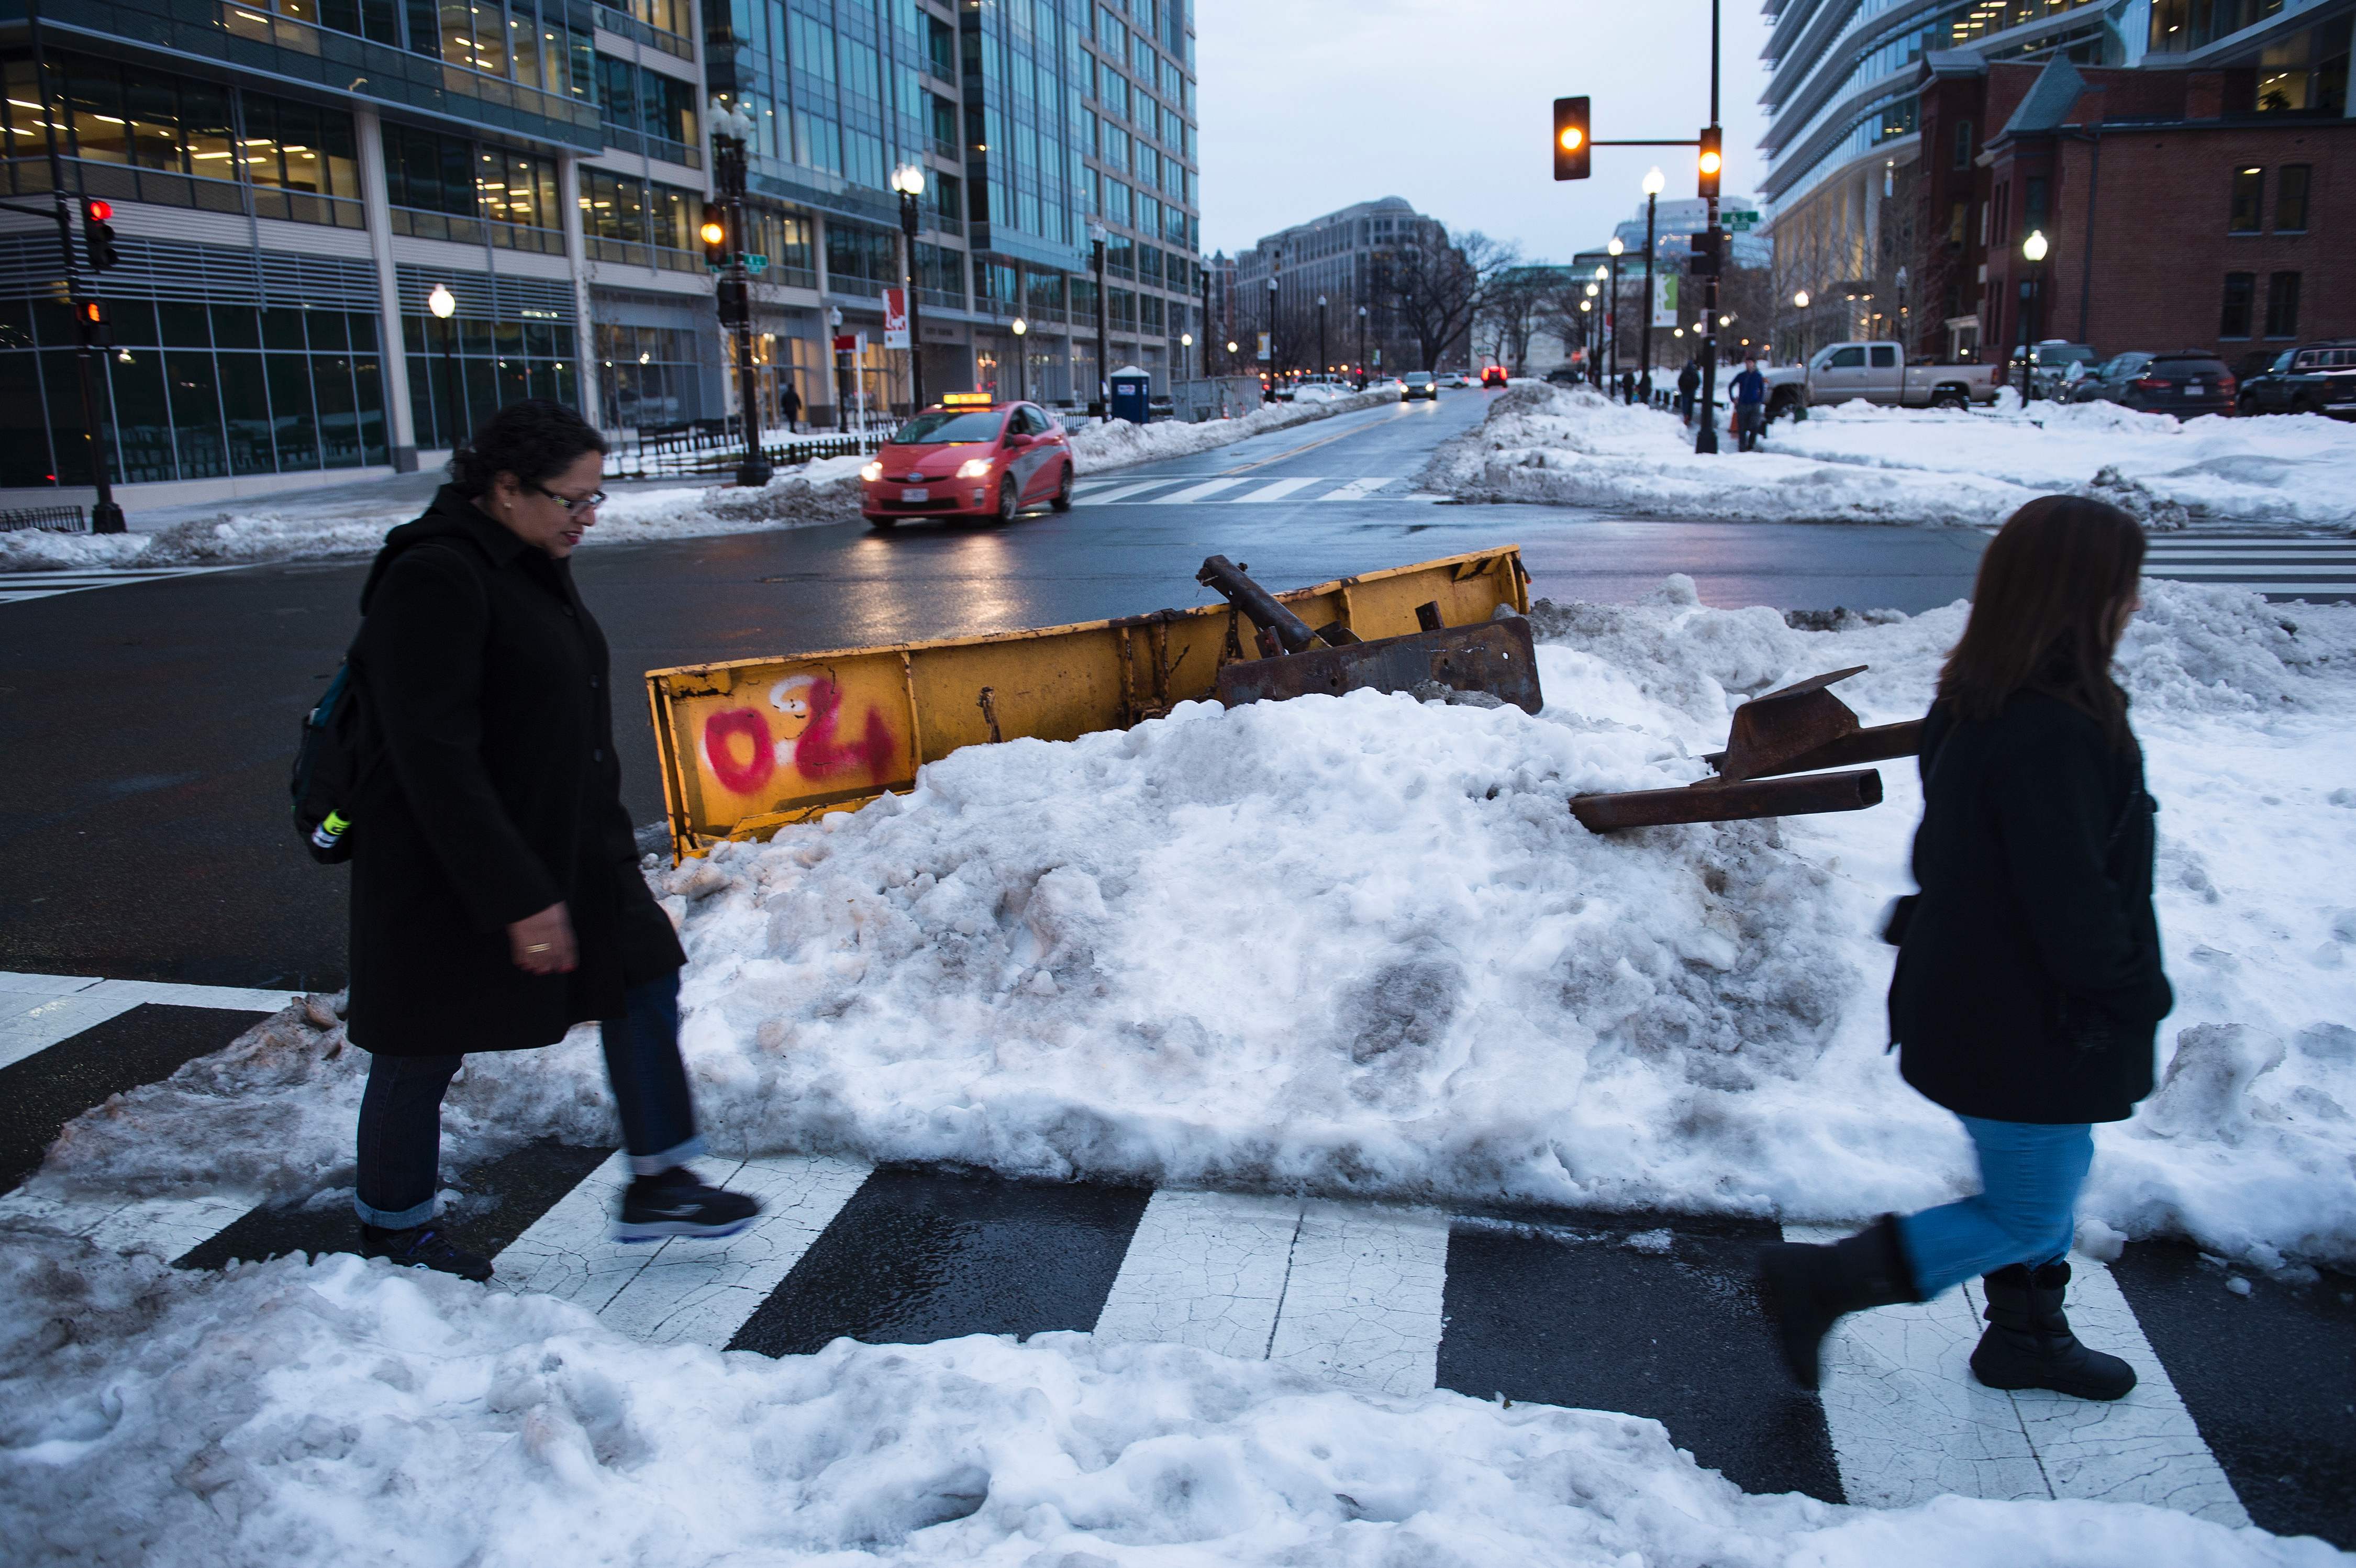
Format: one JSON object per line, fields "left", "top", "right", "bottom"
{"left": 345, "top": 488, "right": 684, "bottom": 1055}
{"left": 1888, "top": 691, "right": 2171, "bottom": 1124}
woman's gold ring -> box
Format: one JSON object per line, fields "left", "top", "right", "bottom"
{"left": 526, "top": 943, "right": 552, "bottom": 953}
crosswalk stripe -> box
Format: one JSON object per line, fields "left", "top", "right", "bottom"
{"left": 0, "top": 1185, "right": 253, "bottom": 1261}
{"left": 1314, "top": 476, "right": 1402, "bottom": 502}
{"left": 0, "top": 972, "right": 296, "bottom": 1073}
{"left": 0, "top": 566, "right": 230, "bottom": 605}
{"left": 492, "top": 1150, "right": 871, "bottom": 1347}
{"left": 1073, "top": 479, "right": 1181, "bottom": 506}
{"left": 1227, "top": 477, "right": 1321, "bottom": 504}
{"left": 1095, "top": 1188, "right": 1304, "bottom": 1359}
{"left": 2148, "top": 565, "right": 2354, "bottom": 577}
{"left": 1149, "top": 477, "right": 1252, "bottom": 504}
{"left": 1790, "top": 1224, "right": 2247, "bottom": 1522}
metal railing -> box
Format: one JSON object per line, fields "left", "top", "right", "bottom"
{"left": 606, "top": 421, "right": 888, "bottom": 479}
{"left": 0, "top": 505, "right": 89, "bottom": 533}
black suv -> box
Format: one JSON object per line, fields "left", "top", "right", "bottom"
{"left": 2068, "top": 351, "right": 2236, "bottom": 417}
{"left": 2237, "top": 340, "right": 2356, "bottom": 420}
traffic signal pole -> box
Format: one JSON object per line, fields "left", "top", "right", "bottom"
{"left": 1695, "top": 0, "right": 1723, "bottom": 455}
{"left": 20, "top": 0, "right": 126, "bottom": 530}
{"left": 709, "top": 112, "right": 770, "bottom": 487}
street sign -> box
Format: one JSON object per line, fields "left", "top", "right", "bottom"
{"left": 882, "top": 287, "right": 910, "bottom": 349}
{"left": 1725, "top": 208, "right": 1761, "bottom": 232}
{"left": 832, "top": 333, "right": 862, "bottom": 354}
{"left": 744, "top": 252, "right": 769, "bottom": 272}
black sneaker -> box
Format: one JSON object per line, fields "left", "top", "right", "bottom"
{"left": 613, "top": 1167, "right": 762, "bottom": 1242}
{"left": 359, "top": 1222, "right": 494, "bottom": 1283}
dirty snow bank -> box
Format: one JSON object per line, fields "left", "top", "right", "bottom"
{"left": 0, "top": 455, "right": 871, "bottom": 572}
{"left": 1067, "top": 387, "right": 1394, "bottom": 474}
{"left": 37, "top": 581, "right": 2356, "bottom": 1268}
{"left": 1423, "top": 383, "right": 2356, "bottom": 530}
{"left": 0, "top": 1234, "right": 2336, "bottom": 1567}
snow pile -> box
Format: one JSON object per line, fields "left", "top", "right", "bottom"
{"left": 0, "top": 456, "right": 873, "bottom": 573}
{"left": 1424, "top": 383, "right": 2356, "bottom": 530}
{"left": 1066, "top": 388, "right": 1394, "bottom": 474}
{"left": 31, "top": 582, "right": 2356, "bottom": 1267}
{"left": 0, "top": 1233, "right": 2334, "bottom": 1567}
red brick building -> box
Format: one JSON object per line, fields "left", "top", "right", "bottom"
{"left": 1915, "top": 52, "right": 2352, "bottom": 375}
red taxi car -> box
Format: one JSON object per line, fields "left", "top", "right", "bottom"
{"left": 860, "top": 394, "right": 1074, "bottom": 526}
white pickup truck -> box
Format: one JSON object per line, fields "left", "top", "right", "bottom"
{"left": 1760, "top": 341, "right": 1997, "bottom": 418}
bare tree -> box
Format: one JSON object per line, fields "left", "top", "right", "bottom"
{"left": 1477, "top": 269, "right": 1553, "bottom": 376}
{"left": 1380, "top": 225, "right": 1517, "bottom": 372}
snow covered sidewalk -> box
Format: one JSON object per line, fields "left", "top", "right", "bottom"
{"left": 1423, "top": 383, "right": 2356, "bottom": 531}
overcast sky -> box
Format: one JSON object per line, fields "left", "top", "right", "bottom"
{"left": 1194, "top": 0, "right": 1775, "bottom": 260}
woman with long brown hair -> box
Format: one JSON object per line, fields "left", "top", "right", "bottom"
{"left": 1760, "top": 495, "right": 2172, "bottom": 1400}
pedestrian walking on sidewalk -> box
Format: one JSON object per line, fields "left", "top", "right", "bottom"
{"left": 1759, "top": 496, "right": 2168, "bottom": 1402}
{"left": 1676, "top": 357, "right": 1700, "bottom": 424}
{"left": 780, "top": 381, "right": 802, "bottom": 433}
{"left": 1730, "top": 353, "right": 1767, "bottom": 452}
{"left": 1619, "top": 369, "right": 1636, "bottom": 405}
{"left": 345, "top": 399, "right": 760, "bottom": 1282}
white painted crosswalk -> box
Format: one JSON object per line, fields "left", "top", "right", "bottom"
{"left": 0, "top": 566, "right": 232, "bottom": 604}
{"left": 2143, "top": 537, "right": 2356, "bottom": 600}
{"left": 0, "top": 970, "right": 297, "bottom": 1072}
{"left": 1074, "top": 474, "right": 1437, "bottom": 506}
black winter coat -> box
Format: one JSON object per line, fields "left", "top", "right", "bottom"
{"left": 345, "top": 488, "right": 684, "bottom": 1055}
{"left": 1888, "top": 691, "right": 2171, "bottom": 1124}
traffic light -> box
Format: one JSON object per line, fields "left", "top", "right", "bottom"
{"left": 1552, "top": 96, "right": 1591, "bottom": 182}
{"left": 699, "top": 203, "right": 729, "bottom": 268}
{"left": 715, "top": 276, "right": 747, "bottom": 325}
{"left": 75, "top": 298, "right": 109, "bottom": 348}
{"left": 1688, "top": 227, "right": 1724, "bottom": 279}
{"left": 82, "top": 197, "right": 119, "bottom": 271}
{"left": 1697, "top": 126, "right": 1722, "bottom": 199}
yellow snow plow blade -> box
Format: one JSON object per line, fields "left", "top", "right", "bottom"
{"left": 645, "top": 546, "right": 1530, "bottom": 860}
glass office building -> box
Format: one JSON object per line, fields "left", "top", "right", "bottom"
{"left": 1, "top": 0, "right": 1201, "bottom": 510}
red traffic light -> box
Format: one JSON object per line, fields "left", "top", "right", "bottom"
{"left": 83, "top": 198, "right": 113, "bottom": 223}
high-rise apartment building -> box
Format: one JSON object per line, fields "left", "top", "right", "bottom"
{"left": 1232, "top": 196, "right": 1458, "bottom": 373}
{"left": 0, "top": 0, "right": 1201, "bottom": 511}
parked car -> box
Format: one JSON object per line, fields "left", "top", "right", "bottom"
{"left": 1439, "top": 370, "right": 1474, "bottom": 388}
{"left": 2069, "top": 350, "right": 2235, "bottom": 417}
{"left": 1542, "top": 366, "right": 1584, "bottom": 386}
{"left": 1481, "top": 365, "right": 1508, "bottom": 388}
{"left": 860, "top": 398, "right": 1073, "bottom": 527}
{"left": 1402, "top": 371, "right": 1439, "bottom": 400}
{"left": 2237, "top": 339, "right": 2356, "bottom": 419}
{"left": 2023, "top": 339, "right": 2099, "bottom": 401}
{"left": 1759, "top": 341, "right": 1996, "bottom": 416}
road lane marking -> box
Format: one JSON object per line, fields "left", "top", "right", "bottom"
{"left": 1264, "top": 1201, "right": 1451, "bottom": 1398}
{"left": 0, "top": 1185, "right": 254, "bottom": 1260}
{"left": 1094, "top": 1188, "right": 1303, "bottom": 1358}
{"left": 1150, "top": 477, "right": 1253, "bottom": 505}
{"left": 0, "top": 972, "right": 297, "bottom": 1072}
{"left": 0, "top": 568, "right": 234, "bottom": 603}
{"left": 1073, "top": 479, "right": 1184, "bottom": 506}
{"left": 1226, "top": 477, "right": 1322, "bottom": 504}
{"left": 1314, "top": 477, "right": 1403, "bottom": 502}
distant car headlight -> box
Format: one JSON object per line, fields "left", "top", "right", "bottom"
{"left": 955, "top": 457, "right": 994, "bottom": 479}
{"left": 860, "top": 461, "right": 884, "bottom": 482}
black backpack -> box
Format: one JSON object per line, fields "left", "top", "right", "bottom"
{"left": 291, "top": 649, "right": 379, "bottom": 864}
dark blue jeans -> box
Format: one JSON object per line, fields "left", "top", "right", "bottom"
{"left": 1895, "top": 1115, "right": 2094, "bottom": 1299}
{"left": 353, "top": 973, "right": 702, "bottom": 1228}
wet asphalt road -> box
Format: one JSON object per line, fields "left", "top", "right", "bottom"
{"left": 0, "top": 387, "right": 1987, "bottom": 991}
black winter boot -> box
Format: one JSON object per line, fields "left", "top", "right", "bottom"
{"left": 1970, "top": 1260, "right": 2137, "bottom": 1400}
{"left": 612, "top": 1166, "right": 762, "bottom": 1242}
{"left": 359, "top": 1222, "right": 494, "bottom": 1283}
{"left": 1757, "top": 1216, "right": 1921, "bottom": 1390}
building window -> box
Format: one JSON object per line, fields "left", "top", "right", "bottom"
{"left": 2023, "top": 175, "right": 2048, "bottom": 236}
{"left": 384, "top": 126, "right": 562, "bottom": 253}
{"left": 577, "top": 168, "right": 700, "bottom": 270}
{"left": 2229, "top": 166, "right": 2263, "bottom": 232}
{"left": 2219, "top": 271, "right": 2255, "bottom": 338}
{"left": 407, "top": 296, "right": 578, "bottom": 449}
{"left": 2264, "top": 271, "right": 2301, "bottom": 338}
{"left": 594, "top": 323, "right": 702, "bottom": 431}
{"left": 1951, "top": 118, "right": 1973, "bottom": 171}
{"left": 0, "top": 295, "right": 386, "bottom": 487}
{"left": 2276, "top": 164, "right": 2311, "bottom": 232}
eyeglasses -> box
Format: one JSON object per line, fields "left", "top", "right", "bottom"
{"left": 532, "top": 483, "right": 606, "bottom": 516}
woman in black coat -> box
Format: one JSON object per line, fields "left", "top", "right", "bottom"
{"left": 347, "top": 401, "right": 758, "bottom": 1280}
{"left": 1761, "top": 496, "right": 2170, "bottom": 1400}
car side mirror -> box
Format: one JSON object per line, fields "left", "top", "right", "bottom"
{"left": 1005, "top": 431, "right": 1033, "bottom": 448}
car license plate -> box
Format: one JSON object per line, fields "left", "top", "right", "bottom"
{"left": 901, "top": 486, "right": 928, "bottom": 502}
{"left": 2186, "top": 382, "right": 2202, "bottom": 395}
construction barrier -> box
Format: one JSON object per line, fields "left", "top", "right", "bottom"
{"left": 646, "top": 546, "right": 1530, "bottom": 859}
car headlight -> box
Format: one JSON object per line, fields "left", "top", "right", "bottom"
{"left": 860, "top": 461, "right": 884, "bottom": 482}
{"left": 955, "top": 457, "right": 994, "bottom": 479}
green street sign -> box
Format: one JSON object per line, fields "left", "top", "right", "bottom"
{"left": 744, "top": 253, "right": 770, "bottom": 272}
{"left": 1725, "top": 209, "right": 1761, "bottom": 232}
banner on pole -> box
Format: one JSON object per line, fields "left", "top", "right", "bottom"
{"left": 1651, "top": 274, "right": 1679, "bottom": 329}
{"left": 1256, "top": 332, "right": 1271, "bottom": 362}
{"left": 882, "top": 288, "right": 910, "bottom": 349}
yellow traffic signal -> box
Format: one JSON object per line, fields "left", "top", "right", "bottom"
{"left": 1697, "top": 126, "right": 1722, "bottom": 198}
{"left": 700, "top": 202, "right": 729, "bottom": 268}
{"left": 1553, "top": 96, "right": 1591, "bottom": 181}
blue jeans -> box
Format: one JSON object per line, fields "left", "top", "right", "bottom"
{"left": 353, "top": 973, "right": 703, "bottom": 1228}
{"left": 1896, "top": 1115, "right": 2094, "bottom": 1299}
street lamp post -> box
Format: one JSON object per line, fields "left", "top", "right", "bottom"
{"left": 1264, "top": 272, "right": 1279, "bottom": 399}
{"left": 1316, "top": 293, "right": 1327, "bottom": 380}
{"left": 1606, "top": 236, "right": 1624, "bottom": 397}
{"left": 1587, "top": 271, "right": 1605, "bottom": 385}
{"left": 890, "top": 162, "right": 927, "bottom": 414}
{"left": 708, "top": 98, "right": 770, "bottom": 485}
{"left": 1011, "top": 317, "right": 1027, "bottom": 403}
{"left": 1180, "top": 330, "right": 1193, "bottom": 382}
{"left": 2018, "top": 230, "right": 2048, "bottom": 402}
{"left": 427, "top": 283, "right": 460, "bottom": 449}
{"left": 1355, "top": 303, "right": 1368, "bottom": 388}
{"left": 830, "top": 304, "right": 850, "bottom": 433}
{"left": 1087, "top": 217, "right": 1109, "bottom": 417}
{"left": 1639, "top": 166, "right": 1664, "bottom": 405}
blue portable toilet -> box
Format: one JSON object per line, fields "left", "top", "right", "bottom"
{"left": 1108, "top": 365, "right": 1152, "bottom": 425}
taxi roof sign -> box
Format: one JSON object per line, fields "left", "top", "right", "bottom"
{"left": 939, "top": 391, "right": 996, "bottom": 408}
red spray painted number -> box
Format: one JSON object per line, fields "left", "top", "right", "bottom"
{"left": 701, "top": 672, "right": 897, "bottom": 798}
